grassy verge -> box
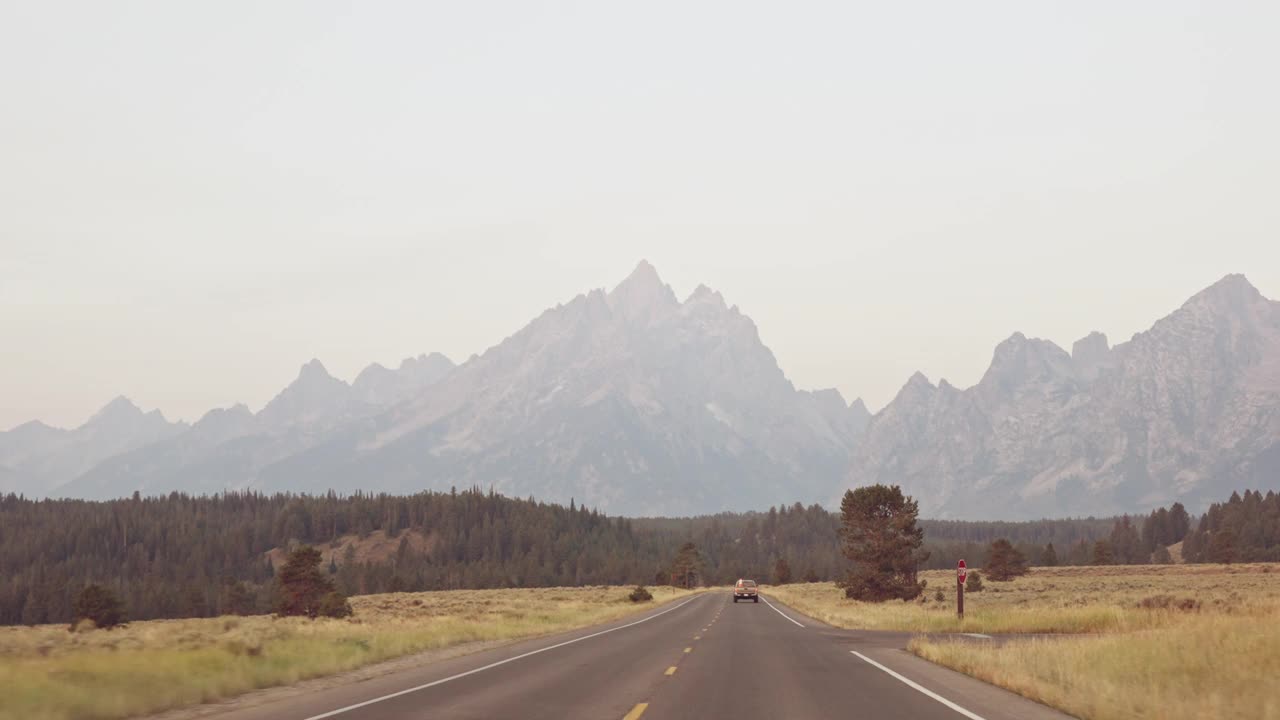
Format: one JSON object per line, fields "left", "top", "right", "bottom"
{"left": 909, "top": 614, "right": 1280, "bottom": 720}
{"left": 763, "top": 564, "right": 1280, "bottom": 720}
{"left": 0, "top": 585, "right": 698, "bottom": 720}
{"left": 764, "top": 564, "right": 1280, "bottom": 633}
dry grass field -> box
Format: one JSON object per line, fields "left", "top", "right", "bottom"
{"left": 0, "top": 585, "right": 698, "bottom": 720}
{"left": 765, "top": 563, "right": 1280, "bottom": 633}
{"left": 768, "top": 564, "right": 1280, "bottom": 720}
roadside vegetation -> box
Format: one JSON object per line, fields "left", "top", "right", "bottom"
{"left": 909, "top": 588, "right": 1280, "bottom": 720}
{"left": 0, "top": 585, "right": 698, "bottom": 720}
{"left": 766, "top": 563, "right": 1280, "bottom": 720}
{"left": 766, "top": 563, "right": 1280, "bottom": 634}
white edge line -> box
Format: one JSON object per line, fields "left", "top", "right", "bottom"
{"left": 850, "top": 651, "right": 987, "bottom": 720}
{"left": 759, "top": 595, "right": 805, "bottom": 628}
{"left": 962, "top": 633, "right": 993, "bottom": 639}
{"left": 301, "top": 595, "right": 703, "bottom": 720}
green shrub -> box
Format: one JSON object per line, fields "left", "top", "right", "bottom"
{"left": 72, "top": 584, "right": 126, "bottom": 630}
{"left": 628, "top": 585, "right": 653, "bottom": 602}
{"left": 965, "top": 571, "right": 984, "bottom": 592}
{"left": 318, "top": 591, "right": 354, "bottom": 618}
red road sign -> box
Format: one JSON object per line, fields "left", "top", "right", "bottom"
{"left": 957, "top": 559, "right": 967, "bottom": 583}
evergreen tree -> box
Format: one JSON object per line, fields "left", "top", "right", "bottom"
{"left": 670, "top": 543, "right": 703, "bottom": 588}
{"left": 220, "top": 579, "right": 254, "bottom": 616}
{"left": 1109, "top": 516, "right": 1144, "bottom": 564}
{"left": 984, "top": 538, "right": 1028, "bottom": 580}
{"left": 1040, "top": 542, "right": 1058, "bottom": 567}
{"left": 838, "top": 485, "right": 928, "bottom": 601}
{"left": 1168, "top": 502, "right": 1191, "bottom": 543}
{"left": 72, "top": 584, "right": 126, "bottom": 629}
{"left": 275, "top": 546, "right": 338, "bottom": 618}
{"left": 773, "top": 557, "right": 792, "bottom": 585}
{"left": 1209, "top": 529, "right": 1238, "bottom": 564}
{"left": 1092, "top": 539, "right": 1114, "bottom": 565}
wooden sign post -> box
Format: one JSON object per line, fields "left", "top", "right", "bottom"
{"left": 957, "top": 559, "right": 967, "bottom": 619}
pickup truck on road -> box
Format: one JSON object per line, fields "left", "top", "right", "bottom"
{"left": 733, "top": 579, "right": 759, "bottom": 603}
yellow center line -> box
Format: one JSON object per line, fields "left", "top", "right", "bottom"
{"left": 665, "top": 666, "right": 678, "bottom": 676}
{"left": 623, "top": 702, "right": 649, "bottom": 720}
{"left": 694, "top": 635, "right": 701, "bottom": 640}
{"left": 684, "top": 647, "right": 693, "bottom": 653}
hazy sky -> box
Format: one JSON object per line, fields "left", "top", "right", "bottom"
{"left": 3, "top": 1, "right": 1278, "bottom": 430}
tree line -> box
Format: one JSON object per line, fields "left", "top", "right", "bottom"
{"left": 2, "top": 487, "right": 1275, "bottom": 626}
{"left": 1181, "top": 490, "right": 1280, "bottom": 563}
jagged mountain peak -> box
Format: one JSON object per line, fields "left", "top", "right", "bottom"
{"left": 977, "top": 333, "right": 1075, "bottom": 399}
{"left": 891, "top": 372, "right": 936, "bottom": 404}
{"left": 353, "top": 352, "right": 456, "bottom": 407}
{"left": 191, "top": 404, "right": 256, "bottom": 439}
{"left": 906, "top": 371, "right": 933, "bottom": 387}
{"left": 196, "top": 403, "right": 252, "bottom": 424}
{"left": 257, "top": 359, "right": 353, "bottom": 429}
{"left": 1172, "top": 275, "right": 1275, "bottom": 327}
{"left": 86, "top": 396, "right": 145, "bottom": 425}
{"left": 686, "top": 283, "right": 727, "bottom": 308}
{"left": 360, "top": 361, "right": 390, "bottom": 374}
{"left": 400, "top": 352, "right": 455, "bottom": 375}
{"left": 608, "top": 260, "right": 679, "bottom": 320}
{"left": 298, "top": 358, "right": 337, "bottom": 383}
{"left": 1188, "top": 273, "right": 1260, "bottom": 306}
{"left": 850, "top": 274, "right": 1280, "bottom": 520}
{"left": 1072, "top": 331, "right": 1112, "bottom": 381}
{"left": 7, "top": 419, "right": 62, "bottom": 435}
{"left": 620, "top": 259, "right": 662, "bottom": 287}
{"left": 1072, "top": 331, "right": 1110, "bottom": 358}
{"left": 986, "top": 332, "right": 1070, "bottom": 366}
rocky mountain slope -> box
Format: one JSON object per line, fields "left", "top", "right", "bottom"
{"left": 0, "top": 398, "right": 186, "bottom": 497}
{"left": 5, "top": 268, "right": 1276, "bottom": 519}
{"left": 7, "top": 263, "right": 867, "bottom": 513}
{"left": 848, "top": 274, "right": 1280, "bottom": 519}
{"left": 58, "top": 355, "right": 458, "bottom": 499}
{"left": 251, "top": 262, "right": 868, "bottom": 514}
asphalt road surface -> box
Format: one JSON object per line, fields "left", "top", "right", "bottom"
{"left": 200, "top": 593, "right": 1072, "bottom": 720}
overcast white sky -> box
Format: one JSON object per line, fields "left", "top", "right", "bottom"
{"left": 3, "top": 1, "right": 1278, "bottom": 430}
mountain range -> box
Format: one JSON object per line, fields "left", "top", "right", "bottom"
{"left": 2, "top": 264, "right": 1277, "bottom": 519}
{"left": 849, "top": 274, "right": 1280, "bottom": 518}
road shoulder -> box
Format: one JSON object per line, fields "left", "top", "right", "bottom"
{"left": 761, "top": 593, "right": 1077, "bottom": 720}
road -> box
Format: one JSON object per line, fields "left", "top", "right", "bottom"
{"left": 198, "top": 592, "right": 1072, "bottom": 720}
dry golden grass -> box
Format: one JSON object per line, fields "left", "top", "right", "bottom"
{"left": 0, "top": 585, "right": 698, "bottom": 720}
{"left": 909, "top": 614, "right": 1280, "bottom": 720}
{"left": 765, "top": 563, "right": 1280, "bottom": 720}
{"left": 765, "top": 563, "right": 1280, "bottom": 633}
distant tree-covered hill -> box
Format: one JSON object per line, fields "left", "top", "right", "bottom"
{"left": 3, "top": 487, "right": 1275, "bottom": 626}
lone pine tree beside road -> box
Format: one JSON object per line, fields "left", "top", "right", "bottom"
{"left": 838, "top": 484, "right": 928, "bottom": 601}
